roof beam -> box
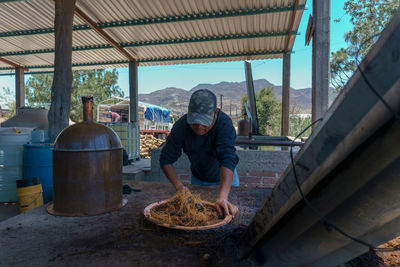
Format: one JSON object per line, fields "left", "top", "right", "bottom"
{"left": 0, "top": 50, "right": 284, "bottom": 71}
{"left": 0, "top": 4, "right": 305, "bottom": 38}
{"left": 0, "top": 31, "right": 296, "bottom": 57}
{"left": 0, "top": 57, "right": 28, "bottom": 71}
{"left": 284, "top": 0, "right": 300, "bottom": 52}
{"left": 74, "top": 6, "right": 136, "bottom": 62}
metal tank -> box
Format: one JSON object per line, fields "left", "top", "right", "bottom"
{"left": 1, "top": 107, "right": 48, "bottom": 129}
{"left": 237, "top": 118, "right": 251, "bottom": 136}
{"left": 47, "top": 97, "right": 127, "bottom": 216}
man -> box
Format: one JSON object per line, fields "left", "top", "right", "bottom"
{"left": 110, "top": 111, "right": 121, "bottom": 122}
{"left": 160, "top": 89, "right": 239, "bottom": 216}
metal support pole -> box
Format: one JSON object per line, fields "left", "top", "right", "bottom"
{"left": 312, "top": 0, "right": 330, "bottom": 124}
{"left": 129, "top": 61, "right": 138, "bottom": 123}
{"left": 15, "top": 67, "right": 25, "bottom": 112}
{"left": 244, "top": 60, "right": 259, "bottom": 135}
{"left": 281, "top": 52, "right": 291, "bottom": 136}
{"left": 220, "top": 94, "right": 223, "bottom": 110}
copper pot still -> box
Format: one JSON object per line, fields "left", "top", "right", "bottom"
{"left": 47, "top": 96, "right": 127, "bottom": 216}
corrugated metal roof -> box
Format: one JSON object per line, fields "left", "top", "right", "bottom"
{"left": 0, "top": 0, "right": 306, "bottom": 73}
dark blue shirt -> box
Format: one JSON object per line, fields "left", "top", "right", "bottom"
{"left": 160, "top": 110, "right": 239, "bottom": 182}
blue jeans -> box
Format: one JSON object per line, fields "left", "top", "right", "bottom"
{"left": 191, "top": 169, "right": 239, "bottom": 187}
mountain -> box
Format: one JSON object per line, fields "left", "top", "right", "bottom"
{"left": 139, "top": 79, "right": 337, "bottom": 115}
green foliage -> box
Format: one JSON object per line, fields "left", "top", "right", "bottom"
{"left": 0, "top": 87, "right": 16, "bottom": 118}
{"left": 25, "top": 69, "right": 123, "bottom": 122}
{"left": 330, "top": 0, "right": 400, "bottom": 90}
{"left": 289, "top": 116, "right": 312, "bottom": 138}
{"left": 240, "top": 88, "right": 281, "bottom": 136}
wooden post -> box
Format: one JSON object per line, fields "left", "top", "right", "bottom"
{"left": 244, "top": 60, "right": 259, "bottom": 135}
{"left": 15, "top": 66, "right": 25, "bottom": 112}
{"left": 48, "top": 0, "right": 76, "bottom": 142}
{"left": 281, "top": 52, "right": 290, "bottom": 136}
{"left": 129, "top": 61, "right": 138, "bottom": 123}
{"left": 312, "top": 0, "right": 330, "bottom": 124}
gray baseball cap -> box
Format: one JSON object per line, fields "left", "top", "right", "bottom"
{"left": 187, "top": 89, "right": 217, "bottom": 126}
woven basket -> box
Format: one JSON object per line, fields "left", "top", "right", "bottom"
{"left": 144, "top": 200, "right": 233, "bottom": 230}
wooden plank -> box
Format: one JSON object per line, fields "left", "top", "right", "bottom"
{"left": 284, "top": 0, "right": 299, "bottom": 53}
{"left": 238, "top": 10, "right": 400, "bottom": 264}
{"left": 74, "top": 6, "right": 136, "bottom": 63}
{"left": 0, "top": 57, "right": 28, "bottom": 71}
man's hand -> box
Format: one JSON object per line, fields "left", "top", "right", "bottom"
{"left": 176, "top": 183, "right": 189, "bottom": 193}
{"left": 215, "top": 198, "right": 238, "bottom": 217}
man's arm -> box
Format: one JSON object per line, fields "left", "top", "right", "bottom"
{"left": 215, "top": 166, "right": 238, "bottom": 216}
{"left": 161, "top": 164, "right": 186, "bottom": 192}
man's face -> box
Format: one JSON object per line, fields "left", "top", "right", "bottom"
{"left": 189, "top": 110, "right": 217, "bottom": 135}
{"left": 189, "top": 123, "right": 212, "bottom": 135}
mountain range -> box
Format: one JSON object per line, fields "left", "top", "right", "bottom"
{"left": 139, "top": 79, "right": 337, "bottom": 116}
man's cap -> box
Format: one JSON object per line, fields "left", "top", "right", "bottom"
{"left": 187, "top": 89, "right": 217, "bottom": 126}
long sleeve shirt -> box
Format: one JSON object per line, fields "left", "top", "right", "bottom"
{"left": 160, "top": 110, "right": 239, "bottom": 182}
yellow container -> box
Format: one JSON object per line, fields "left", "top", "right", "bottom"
{"left": 17, "top": 184, "right": 43, "bottom": 213}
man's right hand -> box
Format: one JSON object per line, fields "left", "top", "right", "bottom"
{"left": 176, "top": 183, "right": 189, "bottom": 193}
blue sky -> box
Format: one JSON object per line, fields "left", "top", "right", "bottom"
{"left": 0, "top": 0, "right": 353, "bottom": 100}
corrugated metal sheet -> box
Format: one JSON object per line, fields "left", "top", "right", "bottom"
{"left": 0, "top": 0, "right": 306, "bottom": 73}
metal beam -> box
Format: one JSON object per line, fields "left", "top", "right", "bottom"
{"left": 0, "top": 50, "right": 284, "bottom": 71}
{"left": 284, "top": 0, "right": 299, "bottom": 52}
{"left": 312, "top": 0, "right": 330, "bottom": 124}
{"left": 0, "top": 4, "right": 305, "bottom": 38}
{"left": 281, "top": 52, "right": 290, "bottom": 136}
{"left": 15, "top": 67, "right": 24, "bottom": 110}
{"left": 244, "top": 60, "right": 259, "bottom": 135}
{"left": 0, "top": 31, "right": 296, "bottom": 57}
{"left": 74, "top": 6, "right": 136, "bottom": 62}
{"left": 129, "top": 61, "right": 138, "bottom": 123}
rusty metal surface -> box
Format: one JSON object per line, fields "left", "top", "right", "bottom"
{"left": 51, "top": 97, "right": 124, "bottom": 216}
{"left": 52, "top": 149, "right": 124, "bottom": 216}
{"left": 53, "top": 122, "right": 122, "bottom": 151}
{"left": 237, "top": 119, "right": 251, "bottom": 137}
{"left": 0, "top": 181, "right": 271, "bottom": 267}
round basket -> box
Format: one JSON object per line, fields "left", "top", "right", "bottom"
{"left": 144, "top": 200, "right": 233, "bottom": 230}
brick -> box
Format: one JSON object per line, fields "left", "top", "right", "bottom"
{"left": 262, "top": 177, "right": 276, "bottom": 185}
{"left": 248, "top": 171, "right": 277, "bottom": 177}
{"left": 241, "top": 177, "right": 261, "bottom": 184}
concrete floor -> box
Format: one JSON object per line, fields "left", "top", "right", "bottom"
{"left": 0, "top": 181, "right": 271, "bottom": 267}
{"left": 0, "top": 159, "right": 151, "bottom": 224}
{"left": 0, "top": 202, "right": 19, "bottom": 222}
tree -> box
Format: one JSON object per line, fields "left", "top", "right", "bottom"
{"left": 25, "top": 69, "right": 124, "bottom": 122}
{"left": 330, "top": 0, "right": 400, "bottom": 90}
{"left": 48, "top": 0, "right": 76, "bottom": 142}
{"left": 241, "top": 88, "right": 281, "bottom": 136}
{"left": 0, "top": 87, "right": 16, "bottom": 118}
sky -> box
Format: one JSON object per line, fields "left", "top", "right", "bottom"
{"left": 0, "top": 0, "right": 353, "bottom": 101}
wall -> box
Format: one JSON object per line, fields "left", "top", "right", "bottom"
{"left": 148, "top": 148, "right": 296, "bottom": 188}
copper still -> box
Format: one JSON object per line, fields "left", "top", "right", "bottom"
{"left": 47, "top": 96, "right": 127, "bottom": 216}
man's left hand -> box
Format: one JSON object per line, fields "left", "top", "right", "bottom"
{"left": 215, "top": 198, "right": 238, "bottom": 217}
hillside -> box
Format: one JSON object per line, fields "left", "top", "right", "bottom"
{"left": 139, "top": 79, "right": 337, "bottom": 116}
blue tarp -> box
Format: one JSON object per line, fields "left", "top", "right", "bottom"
{"left": 140, "top": 101, "right": 170, "bottom": 123}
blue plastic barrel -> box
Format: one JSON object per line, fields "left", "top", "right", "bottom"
{"left": 22, "top": 144, "right": 53, "bottom": 203}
